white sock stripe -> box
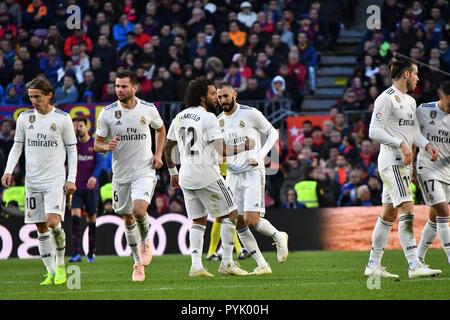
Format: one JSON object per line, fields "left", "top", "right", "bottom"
{"left": 125, "top": 223, "right": 137, "bottom": 230}
{"left": 237, "top": 227, "right": 249, "bottom": 234}
{"left": 436, "top": 217, "right": 450, "bottom": 223}
{"left": 427, "top": 219, "right": 437, "bottom": 228}
{"left": 191, "top": 224, "right": 206, "bottom": 232}
{"left": 378, "top": 218, "right": 393, "bottom": 228}
{"left": 399, "top": 213, "right": 414, "bottom": 221}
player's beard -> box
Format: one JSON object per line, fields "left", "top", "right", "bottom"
{"left": 221, "top": 97, "right": 235, "bottom": 112}
{"left": 406, "top": 78, "right": 415, "bottom": 92}
{"left": 118, "top": 92, "right": 133, "bottom": 103}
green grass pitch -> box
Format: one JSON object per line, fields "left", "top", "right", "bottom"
{"left": 0, "top": 250, "right": 449, "bottom": 300}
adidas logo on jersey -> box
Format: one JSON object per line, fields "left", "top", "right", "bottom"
{"left": 192, "top": 250, "right": 198, "bottom": 254}
{"left": 28, "top": 125, "right": 34, "bottom": 129}
{"left": 429, "top": 121, "right": 435, "bottom": 125}
{"left": 116, "top": 121, "right": 122, "bottom": 125}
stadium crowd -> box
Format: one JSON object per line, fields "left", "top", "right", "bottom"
{"left": 2, "top": 0, "right": 448, "bottom": 213}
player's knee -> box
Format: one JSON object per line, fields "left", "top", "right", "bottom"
{"left": 227, "top": 210, "right": 238, "bottom": 224}
{"left": 236, "top": 215, "right": 246, "bottom": 229}
{"left": 46, "top": 214, "right": 61, "bottom": 228}
{"left": 36, "top": 223, "right": 48, "bottom": 233}
{"left": 193, "top": 216, "right": 207, "bottom": 225}
{"left": 244, "top": 212, "right": 260, "bottom": 227}
{"left": 123, "top": 214, "right": 135, "bottom": 226}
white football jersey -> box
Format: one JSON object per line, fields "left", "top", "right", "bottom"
{"left": 416, "top": 101, "right": 450, "bottom": 183}
{"left": 96, "top": 98, "right": 164, "bottom": 183}
{"left": 14, "top": 107, "right": 77, "bottom": 190}
{"left": 167, "top": 106, "right": 222, "bottom": 189}
{"left": 369, "top": 85, "right": 428, "bottom": 171}
{"left": 217, "top": 104, "right": 272, "bottom": 173}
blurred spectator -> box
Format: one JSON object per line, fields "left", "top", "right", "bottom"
{"left": 239, "top": 77, "right": 265, "bottom": 100}
{"left": 297, "top": 32, "right": 317, "bottom": 95}
{"left": 223, "top": 62, "right": 247, "bottom": 93}
{"left": 237, "top": 1, "right": 257, "bottom": 29}
{"left": 113, "top": 13, "right": 135, "bottom": 49}
{"left": 2, "top": 84, "right": 23, "bottom": 104}
{"left": 337, "top": 169, "right": 361, "bottom": 206}
{"left": 356, "top": 185, "right": 373, "bottom": 206}
{"left": 281, "top": 188, "right": 304, "bottom": 209}
{"left": 54, "top": 74, "right": 78, "bottom": 106}
{"left": 64, "top": 29, "right": 94, "bottom": 58}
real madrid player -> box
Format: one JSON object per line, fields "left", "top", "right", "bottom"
{"left": 94, "top": 70, "right": 166, "bottom": 282}
{"left": 365, "top": 58, "right": 441, "bottom": 278}
{"left": 217, "top": 84, "right": 288, "bottom": 274}
{"left": 164, "top": 77, "right": 253, "bottom": 277}
{"left": 415, "top": 81, "right": 450, "bottom": 266}
{"left": 1, "top": 78, "right": 78, "bottom": 285}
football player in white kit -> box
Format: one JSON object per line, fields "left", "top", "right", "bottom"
{"left": 415, "top": 81, "right": 450, "bottom": 266}
{"left": 164, "top": 77, "right": 254, "bottom": 277}
{"left": 1, "top": 78, "right": 78, "bottom": 285}
{"left": 217, "top": 85, "right": 288, "bottom": 275}
{"left": 365, "top": 58, "right": 441, "bottom": 278}
{"left": 94, "top": 70, "right": 166, "bottom": 282}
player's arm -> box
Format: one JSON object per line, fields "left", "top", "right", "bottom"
{"left": 63, "top": 116, "right": 78, "bottom": 194}
{"left": 152, "top": 125, "right": 166, "bottom": 169}
{"left": 253, "top": 109, "right": 279, "bottom": 165}
{"left": 87, "top": 153, "right": 105, "bottom": 189}
{"left": 94, "top": 110, "right": 117, "bottom": 153}
{"left": 164, "top": 121, "right": 180, "bottom": 189}
{"left": 369, "top": 94, "right": 412, "bottom": 165}
{"left": 413, "top": 110, "right": 438, "bottom": 161}
{"left": 150, "top": 105, "right": 166, "bottom": 169}
{"left": 2, "top": 116, "right": 25, "bottom": 188}
{"left": 369, "top": 95, "right": 403, "bottom": 147}
{"left": 211, "top": 137, "right": 255, "bottom": 157}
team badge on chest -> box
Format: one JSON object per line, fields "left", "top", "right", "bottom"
{"left": 430, "top": 110, "right": 437, "bottom": 119}
{"left": 239, "top": 120, "right": 245, "bottom": 128}
{"left": 115, "top": 110, "right": 122, "bottom": 119}
{"left": 50, "top": 123, "right": 57, "bottom": 132}
{"left": 29, "top": 115, "right": 36, "bottom": 123}
{"left": 394, "top": 95, "right": 401, "bottom": 103}
{"left": 219, "top": 119, "right": 224, "bottom": 127}
{"left": 140, "top": 116, "right": 147, "bottom": 125}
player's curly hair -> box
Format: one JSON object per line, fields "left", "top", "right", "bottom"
{"left": 389, "top": 58, "right": 416, "bottom": 80}
{"left": 184, "top": 77, "right": 214, "bottom": 108}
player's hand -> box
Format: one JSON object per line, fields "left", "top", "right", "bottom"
{"left": 108, "top": 136, "right": 119, "bottom": 151}
{"left": 152, "top": 155, "right": 163, "bottom": 169}
{"left": 64, "top": 181, "right": 77, "bottom": 195}
{"left": 399, "top": 141, "right": 412, "bottom": 166}
{"left": 170, "top": 175, "right": 180, "bottom": 189}
{"left": 248, "top": 158, "right": 258, "bottom": 167}
{"left": 86, "top": 176, "right": 97, "bottom": 189}
{"left": 425, "top": 143, "right": 439, "bottom": 161}
{"left": 1, "top": 173, "right": 12, "bottom": 188}
{"left": 245, "top": 137, "right": 255, "bottom": 151}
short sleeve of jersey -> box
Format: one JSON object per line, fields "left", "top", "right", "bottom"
{"left": 96, "top": 109, "right": 109, "bottom": 138}
{"left": 205, "top": 114, "right": 222, "bottom": 142}
{"left": 148, "top": 104, "right": 164, "bottom": 129}
{"left": 167, "top": 118, "right": 177, "bottom": 141}
{"left": 63, "top": 115, "right": 77, "bottom": 145}
{"left": 14, "top": 114, "right": 25, "bottom": 143}
{"left": 253, "top": 108, "right": 273, "bottom": 134}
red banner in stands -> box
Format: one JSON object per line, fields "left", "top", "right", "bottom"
{"left": 286, "top": 115, "right": 331, "bottom": 151}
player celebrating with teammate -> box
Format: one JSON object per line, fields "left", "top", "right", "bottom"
{"left": 217, "top": 85, "right": 288, "bottom": 274}
{"left": 1, "top": 78, "right": 78, "bottom": 285}
{"left": 94, "top": 70, "right": 166, "bottom": 282}
{"left": 415, "top": 81, "right": 450, "bottom": 266}
{"left": 164, "top": 77, "right": 253, "bottom": 277}
{"left": 365, "top": 58, "right": 441, "bottom": 278}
